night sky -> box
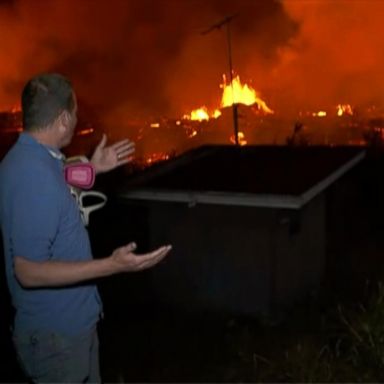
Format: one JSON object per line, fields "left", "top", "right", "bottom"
{"left": 0, "top": 0, "right": 383, "bottom": 124}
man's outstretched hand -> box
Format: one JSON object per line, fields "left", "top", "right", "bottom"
{"left": 90, "top": 133, "right": 135, "bottom": 174}
{"left": 109, "top": 242, "right": 172, "bottom": 273}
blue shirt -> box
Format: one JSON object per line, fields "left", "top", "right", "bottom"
{"left": 0, "top": 133, "right": 101, "bottom": 336}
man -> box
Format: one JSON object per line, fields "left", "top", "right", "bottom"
{"left": 0, "top": 73, "right": 172, "bottom": 383}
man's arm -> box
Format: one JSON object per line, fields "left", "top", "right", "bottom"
{"left": 15, "top": 242, "right": 172, "bottom": 288}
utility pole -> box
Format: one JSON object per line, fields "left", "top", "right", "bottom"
{"left": 202, "top": 14, "right": 239, "bottom": 145}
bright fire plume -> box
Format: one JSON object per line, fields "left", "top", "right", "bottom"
{"left": 220, "top": 75, "right": 274, "bottom": 114}
{"left": 184, "top": 75, "right": 274, "bottom": 121}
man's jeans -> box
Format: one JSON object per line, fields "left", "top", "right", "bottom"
{"left": 13, "top": 328, "right": 100, "bottom": 383}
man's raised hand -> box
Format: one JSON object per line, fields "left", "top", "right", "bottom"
{"left": 109, "top": 242, "right": 172, "bottom": 273}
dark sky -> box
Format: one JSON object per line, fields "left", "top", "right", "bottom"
{"left": 0, "top": 0, "right": 384, "bottom": 124}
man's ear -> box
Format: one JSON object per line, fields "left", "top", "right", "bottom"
{"left": 58, "top": 110, "right": 70, "bottom": 131}
{"left": 63, "top": 110, "right": 72, "bottom": 125}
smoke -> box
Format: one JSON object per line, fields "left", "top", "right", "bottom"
{"left": 275, "top": 0, "right": 384, "bottom": 113}
{"left": 0, "top": 0, "right": 180, "bottom": 115}
{"left": 6, "top": 0, "right": 382, "bottom": 127}
{"left": 0, "top": 0, "right": 293, "bottom": 126}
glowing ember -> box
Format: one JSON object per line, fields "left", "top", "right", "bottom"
{"left": 230, "top": 131, "right": 247, "bottom": 146}
{"left": 190, "top": 107, "right": 209, "bottom": 121}
{"left": 76, "top": 127, "right": 94, "bottom": 136}
{"left": 220, "top": 75, "right": 274, "bottom": 114}
{"left": 212, "top": 109, "right": 222, "bottom": 118}
{"left": 183, "top": 106, "right": 221, "bottom": 121}
{"left": 150, "top": 123, "right": 161, "bottom": 128}
{"left": 337, "top": 104, "right": 353, "bottom": 116}
{"left": 188, "top": 129, "right": 198, "bottom": 138}
{"left": 312, "top": 111, "right": 327, "bottom": 117}
{"left": 145, "top": 152, "right": 170, "bottom": 165}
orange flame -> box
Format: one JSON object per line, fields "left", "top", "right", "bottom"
{"left": 312, "top": 111, "right": 327, "bottom": 117}
{"left": 230, "top": 131, "right": 247, "bottom": 146}
{"left": 183, "top": 75, "right": 273, "bottom": 122}
{"left": 76, "top": 127, "right": 94, "bottom": 136}
{"left": 337, "top": 104, "right": 353, "bottom": 116}
{"left": 183, "top": 106, "right": 221, "bottom": 121}
{"left": 220, "top": 75, "right": 274, "bottom": 114}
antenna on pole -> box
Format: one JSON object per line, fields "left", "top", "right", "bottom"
{"left": 202, "top": 14, "right": 239, "bottom": 145}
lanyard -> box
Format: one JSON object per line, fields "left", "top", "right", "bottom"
{"left": 46, "top": 148, "right": 66, "bottom": 162}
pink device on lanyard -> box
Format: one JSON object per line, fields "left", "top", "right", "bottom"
{"left": 64, "top": 162, "right": 95, "bottom": 189}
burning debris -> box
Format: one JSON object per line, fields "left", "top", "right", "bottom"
{"left": 183, "top": 75, "right": 273, "bottom": 122}
{"left": 337, "top": 104, "right": 353, "bottom": 117}
{"left": 183, "top": 106, "right": 221, "bottom": 122}
{"left": 0, "top": 71, "right": 383, "bottom": 167}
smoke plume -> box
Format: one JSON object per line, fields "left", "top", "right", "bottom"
{"left": 0, "top": 0, "right": 292, "bottom": 125}
{"left": 1, "top": 0, "right": 382, "bottom": 127}
{"left": 275, "top": 0, "right": 384, "bottom": 114}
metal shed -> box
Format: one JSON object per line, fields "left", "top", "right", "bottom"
{"left": 118, "top": 145, "right": 365, "bottom": 317}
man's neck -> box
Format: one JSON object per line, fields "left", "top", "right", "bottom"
{"left": 27, "top": 129, "right": 61, "bottom": 149}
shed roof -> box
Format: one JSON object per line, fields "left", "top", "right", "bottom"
{"left": 119, "top": 145, "right": 365, "bottom": 209}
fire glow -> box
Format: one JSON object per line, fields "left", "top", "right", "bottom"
{"left": 230, "top": 131, "right": 247, "bottom": 146}
{"left": 184, "top": 75, "right": 273, "bottom": 121}
{"left": 221, "top": 75, "right": 274, "bottom": 114}
{"left": 183, "top": 106, "right": 221, "bottom": 122}
{"left": 312, "top": 111, "right": 327, "bottom": 117}
{"left": 337, "top": 104, "right": 353, "bottom": 116}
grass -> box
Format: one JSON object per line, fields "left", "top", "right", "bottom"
{"left": 95, "top": 277, "right": 384, "bottom": 382}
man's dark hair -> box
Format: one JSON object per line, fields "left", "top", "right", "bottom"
{"left": 21, "top": 73, "right": 75, "bottom": 131}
